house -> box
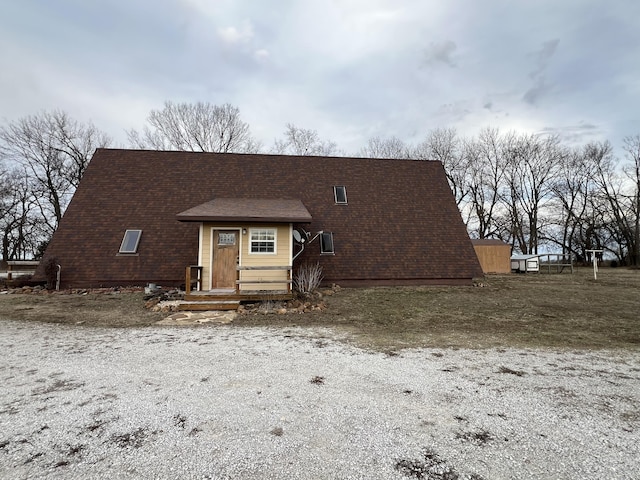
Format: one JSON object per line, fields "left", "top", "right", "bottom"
{"left": 471, "top": 239, "right": 512, "bottom": 274}
{"left": 35, "top": 149, "right": 483, "bottom": 298}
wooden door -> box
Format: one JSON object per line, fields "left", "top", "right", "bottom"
{"left": 212, "top": 230, "right": 239, "bottom": 289}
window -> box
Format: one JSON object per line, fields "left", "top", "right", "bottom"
{"left": 119, "top": 229, "right": 142, "bottom": 254}
{"left": 250, "top": 228, "right": 276, "bottom": 254}
{"left": 320, "top": 232, "right": 334, "bottom": 254}
{"left": 333, "top": 186, "right": 347, "bottom": 204}
{"left": 218, "top": 232, "right": 236, "bottom": 245}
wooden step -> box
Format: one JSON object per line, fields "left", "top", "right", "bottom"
{"left": 185, "top": 292, "right": 293, "bottom": 302}
{"left": 178, "top": 300, "right": 240, "bottom": 311}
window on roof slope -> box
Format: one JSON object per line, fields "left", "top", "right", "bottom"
{"left": 320, "top": 232, "right": 334, "bottom": 254}
{"left": 119, "top": 229, "right": 142, "bottom": 254}
{"left": 333, "top": 186, "right": 347, "bottom": 204}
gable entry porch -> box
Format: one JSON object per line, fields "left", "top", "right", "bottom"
{"left": 176, "top": 198, "right": 312, "bottom": 310}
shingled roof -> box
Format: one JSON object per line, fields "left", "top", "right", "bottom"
{"left": 36, "top": 149, "right": 482, "bottom": 287}
{"left": 176, "top": 198, "right": 312, "bottom": 223}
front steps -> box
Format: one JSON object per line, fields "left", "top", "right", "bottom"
{"left": 178, "top": 291, "right": 293, "bottom": 311}
{"left": 178, "top": 299, "right": 240, "bottom": 311}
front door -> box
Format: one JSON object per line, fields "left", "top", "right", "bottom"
{"left": 212, "top": 230, "right": 239, "bottom": 289}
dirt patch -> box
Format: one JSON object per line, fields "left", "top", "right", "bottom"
{"left": 0, "top": 290, "right": 165, "bottom": 327}
{"left": 235, "top": 267, "right": 640, "bottom": 350}
{"left": 1, "top": 267, "right": 639, "bottom": 351}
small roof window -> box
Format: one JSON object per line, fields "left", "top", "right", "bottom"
{"left": 119, "top": 229, "right": 142, "bottom": 254}
{"left": 333, "top": 186, "right": 347, "bottom": 204}
{"left": 320, "top": 232, "right": 335, "bottom": 254}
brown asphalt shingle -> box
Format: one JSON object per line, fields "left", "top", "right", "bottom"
{"left": 36, "top": 149, "right": 483, "bottom": 288}
{"left": 176, "top": 198, "right": 312, "bottom": 223}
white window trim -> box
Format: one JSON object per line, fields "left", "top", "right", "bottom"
{"left": 197, "top": 224, "right": 204, "bottom": 267}
{"left": 249, "top": 228, "right": 277, "bottom": 255}
{"left": 119, "top": 229, "right": 142, "bottom": 254}
{"left": 333, "top": 185, "right": 348, "bottom": 204}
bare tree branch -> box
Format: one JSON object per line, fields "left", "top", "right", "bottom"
{"left": 273, "top": 124, "right": 340, "bottom": 156}
{"left": 127, "top": 101, "right": 261, "bottom": 153}
{"left": 0, "top": 110, "right": 110, "bottom": 243}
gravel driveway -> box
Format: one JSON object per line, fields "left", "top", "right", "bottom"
{"left": 1, "top": 320, "right": 639, "bottom": 479}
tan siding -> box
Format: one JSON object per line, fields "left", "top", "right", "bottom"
{"left": 240, "top": 224, "right": 291, "bottom": 291}
{"left": 200, "top": 223, "right": 291, "bottom": 291}
{"left": 473, "top": 244, "right": 512, "bottom": 274}
{"left": 201, "top": 223, "right": 211, "bottom": 290}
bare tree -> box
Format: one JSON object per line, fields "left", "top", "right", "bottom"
{"left": 359, "top": 136, "right": 409, "bottom": 159}
{"left": 272, "top": 124, "right": 339, "bottom": 156}
{"left": 0, "top": 167, "right": 42, "bottom": 260}
{"left": 501, "top": 133, "right": 564, "bottom": 254}
{"left": 464, "top": 128, "right": 508, "bottom": 240}
{"left": 0, "top": 110, "right": 111, "bottom": 235}
{"left": 413, "top": 127, "right": 469, "bottom": 208}
{"left": 548, "top": 145, "right": 596, "bottom": 258}
{"left": 621, "top": 135, "right": 640, "bottom": 265}
{"left": 128, "top": 101, "right": 261, "bottom": 153}
{"left": 582, "top": 141, "right": 636, "bottom": 262}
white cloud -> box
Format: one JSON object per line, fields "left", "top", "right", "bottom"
{"left": 0, "top": 0, "right": 638, "bottom": 156}
{"left": 217, "top": 21, "right": 254, "bottom": 45}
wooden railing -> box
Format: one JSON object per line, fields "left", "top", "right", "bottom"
{"left": 185, "top": 265, "right": 292, "bottom": 294}
{"left": 6, "top": 260, "right": 39, "bottom": 280}
{"left": 236, "top": 265, "right": 292, "bottom": 293}
{"left": 185, "top": 265, "right": 203, "bottom": 295}
{"left": 537, "top": 254, "right": 574, "bottom": 274}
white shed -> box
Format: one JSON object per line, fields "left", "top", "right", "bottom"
{"left": 510, "top": 254, "right": 539, "bottom": 273}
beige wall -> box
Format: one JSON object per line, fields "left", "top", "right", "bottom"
{"left": 200, "top": 222, "right": 291, "bottom": 291}
{"left": 473, "top": 245, "right": 512, "bottom": 274}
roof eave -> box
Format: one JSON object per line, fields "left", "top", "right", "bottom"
{"left": 176, "top": 215, "right": 312, "bottom": 223}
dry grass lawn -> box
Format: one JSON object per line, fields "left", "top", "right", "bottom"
{"left": 1, "top": 267, "right": 638, "bottom": 351}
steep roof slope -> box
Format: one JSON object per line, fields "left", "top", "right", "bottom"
{"left": 37, "top": 149, "right": 482, "bottom": 287}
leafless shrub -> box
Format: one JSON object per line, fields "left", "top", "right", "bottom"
{"left": 43, "top": 257, "right": 59, "bottom": 290}
{"left": 257, "top": 298, "right": 283, "bottom": 314}
{"left": 293, "top": 262, "right": 323, "bottom": 295}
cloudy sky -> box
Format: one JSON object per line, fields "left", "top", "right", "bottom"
{"left": 1, "top": 0, "right": 639, "bottom": 154}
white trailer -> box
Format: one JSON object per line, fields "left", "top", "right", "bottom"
{"left": 510, "top": 254, "right": 539, "bottom": 273}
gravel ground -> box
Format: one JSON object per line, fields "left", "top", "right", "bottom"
{"left": 1, "top": 320, "right": 639, "bottom": 480}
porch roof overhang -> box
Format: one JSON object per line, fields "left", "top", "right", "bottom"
{"left": 176, "top": 198, "right": 312, "bottom": 223}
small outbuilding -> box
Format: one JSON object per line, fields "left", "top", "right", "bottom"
{"left": 471, "top": 239, "right": 512, "bottom": 274}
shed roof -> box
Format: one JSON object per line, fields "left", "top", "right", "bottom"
{"left": 177, "top": 198, "right": 312, "bottom": 223}
{"left": 511, "top": 254, "right": 539, "bottom": 260}
{"left": 471, "top": 239, "right": 510, "bottom": 247}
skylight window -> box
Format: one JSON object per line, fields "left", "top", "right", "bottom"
{"left": 119, "top": 229, "right": 142, "bottom": 254}
{"left": 320, "top": 232, "right": 335, "bottom": 254}
{"left": 333, "top": 186, "right": 347, "bottom": 204}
